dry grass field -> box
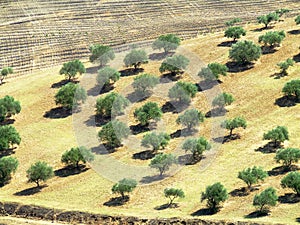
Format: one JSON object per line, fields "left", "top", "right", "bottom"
{"left": 1, "top": 17, "right": 300, "bottom": 224}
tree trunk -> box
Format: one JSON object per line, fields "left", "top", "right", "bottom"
{"left": 36, "top": 180, "right": 40, "bottom": 187}
{"left": 229, "top": 128, "right": 233, "bottom": 137}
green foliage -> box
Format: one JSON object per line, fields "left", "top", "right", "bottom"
{"left": 98, "top": 120, "right": 130, "bottom": 148}
{"left": 0, "top": 125, "right": 21, "bottom": 151}
{"left": 198, "top": 63, "right": 228, "bottom": 81}
{"left": 89, "top": 44, "right": 115, "bottom": 67}
{"left": 96, "top": 92, "right": 129, "bottom": 118}
{"left": 152, "top": 34, "right": 181, "bottom": 54}
{"left": 201, "top": 182, "right": 228, "bottom": 212}
{"left": 134, "top": 102, "right": 162, "bottom": 126}
{"left": 55, "top": 83, "right": 87, "bottom": 110}
{"left": 164, "top": 188, "right": 185, "bottom": 205}
{"left": 282, "top": 79, "right": 300, "bottom": 101}
{"left": 275, "top": 148, "right": 300, "bottom": 168}
{"left": 0, "top": 95, "right": 21, "bottom": 122}
{"left": 124, "top": 49, "right": 148, "bottom": 69}
{"left": 225, "top": 18, "right": 242, "bottom": 27}
{"left": 275, "top": 9, "right": 290, "bottom": 17}
{"left": 229, "top": 40, "right": 262, "bottom": 65}
{"left": 182, "top": 137, "right": 211, "bottom": 160}
{"left": 61, "top": 146, "right": 95, "bottom": 168}
{"left": 0, "top": 67, "right": 13, "bottom": 85}
{"left": 159, "top": 55, "right": 189, "bottom": 75}
{"left": 224, "top": 26, "right": 246, "bottom": 41}
{"left": 295, "top": 15, "right": 300, "bottom": 25}
{"left": 253, "top": 187, "right": 278, "bottom": 213}
{"left": 277, "top": 58, "right": 294, "bottom": 75}
{"left": 281, "top": 172, "right": 300, "bottom": 196}
{"left": 263, "top": 126, "right": 289, "bottom": 146}
{"left": 258, "top": 31, "right": 286, "bottom": 48}
{"left": 26, "top": 161, "right": 54, "bottom": 187}
{"left": 132, "top": 73, "right": 159, "bottom": 96}
{"left": 212, "top": 93, "right": 234, "bottom": 109}
{"left": 149, "top": 153, "right": 177, "bottom": 176}
{"left": 221, "top": 116, "right": 247, "bottom": 136}
{"left": 141, "top": 132, "right": 170, "bottom": 151}
{"left": 112, "top": 178, "right": 137, "bottom": 199}
{"left": 176, "top": 109, "right": 204, "bottom": 131}
{"left": 0, "top": 156, "right": 18, "bottom": 185}
{"left": 59, "top": 59, "right": 86, "bottom": 81}
{"left": 238, "top": 166, "right": 268, "bottom": 189}
{"left": 257, "top": 12, "right": 279, "bottom": 28}
{"left": 96, "top": 67, "right": 120, "bottom": 87}
{"left": 168, "top": 81, "right": 198, "bottom": 104}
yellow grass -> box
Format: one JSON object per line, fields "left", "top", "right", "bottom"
{"left": 0, "top": 18, "right": 300, "bottom": 224}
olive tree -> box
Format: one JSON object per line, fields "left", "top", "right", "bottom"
{"left": 238, "top": 166, "right": 268, "bottom": 190}
{"left": 141, "top": 132, "right": 170, "bottom": 151}
{"left": 282, "top": 79, "right": 300, "bottom": 101}
{"left": 0, "top": 67, "right": 13, "bottom": 85}
{"left": 61, "top": 146, "right": 95, "bottom": 169}
{"left": 198, "top": 63, "right": 228, "bottom": 81}
{"left": 277, "top": 58, "right": 294, "bottom": 76}
{"left": 132, "top": 73, "right": 159, "bottom": 96}
{"left": 201, "top": 182, "right": 228, "bottom": 213}
{"left": 98, "top": 120, "right": 130, "bottom": 148}
{"left": 159, "top": 55, "right": 189, "bottom": 75}
{"left": 0, "top": 156, "right": 18, "bottom": 185}
{"left": 164, "top": 188, "right": 185, "bottom": 206}
{"left": 182, "top": 137, "right": 211, "bottom": 160}
{"left": 134, "top": 102, "right": 162, "bottom": 126}
{"left": 275, "top": 148, "right": 300, "bottom": 169}
{"left": 152, "top": 34, "right": 181, "bottom": 54}
{"left": 263, "top": 126, "right": 289, "bottom": 147}
{"left": 0, "top": 125, "right": 21, "bottom": 151}
{"left": 89, "top": 44, "right": 115, "bottom": 67}
{"left": 176, "top": 109, "right": 204, "bottom": 131}
{"left": 26, "top": 161, "right": 54, "bottom": 187}
{"left": 149, "top": 153, "right": 177, "bottom": 176}
{"left": 0, "top": 95, "right": 21, "bottom": 122}
{"left": 224, "top": 26, "right": 246, "bottom": 41}
{"left": 59, "top": 59, "right": 86, "bottom": 81}
{"left": 112, "top": 178, "right": 137, "bottom": 200}
{"left": 257, "top": 12, "right": 279, "bottom": 29}
{"left": 96, "top": 92, "right": 129, "bottom": 118}
{"left": 124, "top": 49, "right": 148, "bottom": 70}
{"left": 229, "top": 40, "right": 262, "bottom": 65}
{"left": 225, "top": 18, "right": 242, "bottom": 27}
{"left": 253, "top": 187, "right": 278, "bottom": 213}
{"left": 96, "top": 66, "right": 120, "bottom": 87}
{"left": 258, "top": 31, "right": 285, "bottom": 49}
{"left": 221, "top": 116, "right": 247, "bottom": 137}
{"left": 275, "top": 9, "right": 290, "bottom": 18}
{"left": 281, "top": 172, "right": 300, "bottom": 196}
{"left": 295, "top": 15, "right": 300, "bottom": 25}
{"left": 168, "top": 81, "right": 198, "bottom": 104}
{"left": 212, "top": 93, "right": 234, "bottom": 109}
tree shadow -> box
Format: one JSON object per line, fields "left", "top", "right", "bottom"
{"left": 296, "top": 217, "right": 300, "bottom": 223}
{"left": 0, "top": 118, "right": 15, "bottom": 126}
{"left": 230, "top": 187, "right": 249, "bottom": 197}
{"left": 132, "top": 150, "right": 156, "bottom": 160}
{"left": 217, "top": 40, "right": 236, "bottom": 47}
{"left": 197, "top": 80, "right": 221, "bottom": 91}
{"left": 288, "top": 29, "right": 300, "bottom": 35}
{"left": 51, "top": 79, "right": 71, "bottom": 89}
{"left": 262, "top": 47, "right": 277, "bottom": 55}
{"left": 213, "top": 134, "right": 240, "bottom": 144}
{"left": 14, "top": 185, "right": 47, "bottom": 196}
{"left": 54, "top": 165, "right": 89, "bottom": 178}
{"left": 159, "top": 72, "right": 183, "bottom": 83}
{"left": 205, "top": 108, "right": 226, "bottom": 118}
{"left": 126, "top": 91, "right": 150, "bottom": 103}
{"left": 149, "top": 52, "right": 174, "bottom": 61}
{"left": 84, "top": 114, "right": 110, "bottom": 127}
{"left": 178, "top": 154, "right": 204, "bottom": 165}
{"left": 130, "top": 124, "right": 150, "bottom": 135}
{"left": 279, "top": 193, "right": 300, "bottom": 204}
{"left": 86, "top": 65, "right": 100, "bottom": 74}
{"left": 140, "top": 174, "right": 166, "bottom": 184}
{"left": 270, "top": 72, "right": 286, "bottom": 79}
{"left": 103, "top": 196, "right": 129, "bottom": 207}
{"left": 226, "top": 61, "right": 254, "bottom": 73}
{"left": 275, "top": 96, "right": 297, "bottom": 107}
{"left": 268, "top": 165, "right": 298, "bottom": 176}
{"left": 191, "top": 208, "right": 215, "bottom": 216}
{"left": 91, "top": 144, "right": 115, "bottom": 155}
{"left": 255, "top": 142, "right": 280, "bottom": 154}
{"left": 170, "top": 128, "right": 196, "bottom": 139}
{"left": 154, "top": 203, "right": 178, "bottom": 210}
{"left": 0, "top": 147, "right": 17, "bottom": 157}
{"left": 161, "top": 101, "right": 189, "bottom": 114}
{"left": 293, "top": 53, "right": 300, "bottom": 63}
{"left": 245, "top": 211, "right": 268, "bottom": 219}
{"left": 87, "top": 84, "right": 114, "bottom": 97}
{"left": 251, "top": 26, "right": 274, "bottom": 32}
{"left": 120, "top": 68, "right": 144, "bottom": 77}
{"left": 44, "top": 107, "right": 71, "bottom": 119}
